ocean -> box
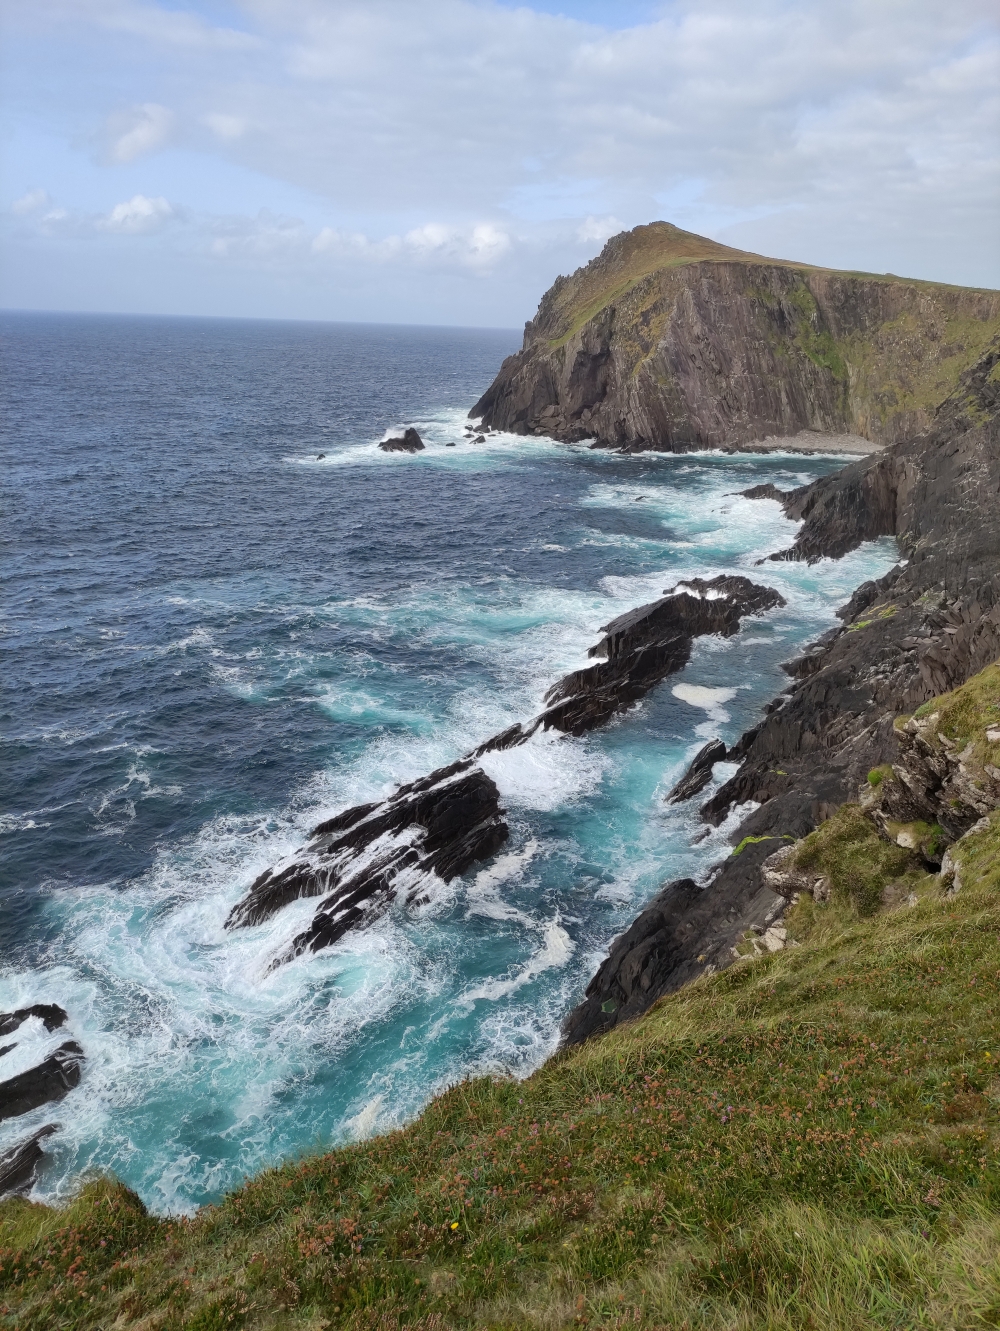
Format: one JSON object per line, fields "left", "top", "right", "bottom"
{"left": 0, "top": 311, "right": 898, "bottom": 1213}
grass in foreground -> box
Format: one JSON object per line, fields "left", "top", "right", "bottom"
{"left": 4, "top": 666, "right": 1000, "bottom": 1330}
{"left": 4, "top": 856, "right": 1000, "bottom": 1329}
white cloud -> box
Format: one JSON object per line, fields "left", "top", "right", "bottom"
{"left": 11, "top": 188, "right": 51, "bottom": 215}
{"left": 203, "top": 113, "right": 247, "bottom": 142}
{"left": 100, "top": 194, "right": 173, "bottom": 233}
{"left": 577, "top": 215, "right": 623, "bottom": 244}
{"left": 3, "top": 0, "right": 998, "bottom": 318}
{"left": 107, "top": 102, "right": 174, "bottom": 163}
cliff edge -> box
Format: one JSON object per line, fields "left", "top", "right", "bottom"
{"left": 472, "top": 221, "right": 1000, "bottom": 452}
{"left": 562, "top": 332, "right": 1000, "bottom": 1044}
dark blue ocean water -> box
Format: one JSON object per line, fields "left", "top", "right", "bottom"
{"left": 0, "top": 312, "right": 897, "bottom": 1212}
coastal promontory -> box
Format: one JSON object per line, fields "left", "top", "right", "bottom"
{"left": 472, "top": 221, "right": 1000, "bottom": 452}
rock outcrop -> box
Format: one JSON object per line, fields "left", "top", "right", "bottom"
{"left": 0, "top": 1125, "right": 58, "bottom": 1200}
{"left": 240, "top": 574, "right": 787, "bottom": 963}
{"left": 0, "top": 1040, "right": 84, "bottom": 1122}
{"left": 227, "top": 761, "right": 508, "bottom": 965}
{"left": 665, "top": 738, "right": 727, "bottom": 803}
{"left": 379, "top": 427, "right": 424, "bottom": 453}
{"left": 541, "top": 577, "right": 785, "bottom": 735}
{"left": 562, "top": 334, "right": 1000, "bottom": 1042}
{"left": 0, "top": 1005, "right": 68, "bottom": 1038}
{"left": 472, "top": 222, "right": 1000, "bottom": 453}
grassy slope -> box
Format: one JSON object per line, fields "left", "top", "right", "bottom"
{"left": 4, "top": 673, "right": 1000, "bottom": 1330}
{"left": 537, "top": 223, "right": 1000, "bottom": 441}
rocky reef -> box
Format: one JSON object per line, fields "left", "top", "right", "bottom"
{"left": 227, "top": 761, "right": 508, "bottom": 965}
{"left": 471, "top": 222, "right": 1000, "bottom": 453}
{"left": 562, "top": 333, "right": 1000, "bottom": 1044}
{"left": 234, "top": 575, "right": 786, "bottom": 965}
{"left": 0, "top": 1004, "right": 85, "bottom": 1200}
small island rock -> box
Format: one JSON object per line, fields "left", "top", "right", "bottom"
{"left": 379, "top": 427, "right": 424, "bottom": 453}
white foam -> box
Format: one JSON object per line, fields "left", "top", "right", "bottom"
{"left": 478, "top": 730, "right": 607, "bottom": 811}
{"left": 346, "top": 1093, "right": 385, "bottom": 1140}
{"left": 672, "top": 683, "right": 738, "bottom": 722}
{"left": 458, "top": 915, "right": 574, "bottom": 1006}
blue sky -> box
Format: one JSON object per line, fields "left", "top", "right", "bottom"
{"left": 2, "top": 0, "right": 998, "bottom": 325}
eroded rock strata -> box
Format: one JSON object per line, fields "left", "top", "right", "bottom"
{"left": 562, "top": 335, "right": 1000, "bottom": 1045}
{"left": 0, "top": 1125, "right": 58, "bottom": 1200}
{"left": 541, "top": 576, "right": 784, "bottom": 735}
{"left": 0, "top": 1040, "right": 84, "bottom": 1122}
{"left": 237, "top": 577, "right": 786, "bottom": 963}
{"left": 227, "top": 761, "right": 508, "bottom": 965}
{"left": 471, "top": 222, "right": 1000, "bottom": 453}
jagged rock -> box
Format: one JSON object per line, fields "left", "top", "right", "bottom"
{"left": 541, "top": 576, "right": 785, "bottom": 735}
{"left": 561, "top": 866, "right": 788, "bottom": 1045}
{"left": 470, "top": 221, "right": 1000, "bottom": 452}
{"left": 379, "top": 427, "right": 424, "bottom": 453}
{"left": 0, "top": 1005, "right": 68, "bottom": 1038}
{"left": 227, "top": 761, "right": 508, "bottom": 965}
{"left": 0, "top": 1042, "right": 84, "bottom": 1121}
{"left": 666, "top": 739, "right": 727, "bottom": 803}
{"left": 740, "top": 483, "right": 789, "bottom": 502}
{"left": 0, "top": 1125, "right": 58, "bottom": 1199}
{"left": 760, "top": 842, "right": 830, "bottom": 903}
{"left": 565, "top": 337, "right": 1000, "bottom": 1043}
{"left": 862, "top": 712, "right": 1000, "bottom": 847}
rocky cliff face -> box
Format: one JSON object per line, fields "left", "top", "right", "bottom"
{"left": 473, "top": 222, "right": 1000, "bottom": 452}
{"left": 562, "top": 335, "right": 1000, "bottom": 1045}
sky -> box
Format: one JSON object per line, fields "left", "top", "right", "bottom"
{"left": 2, "top": 0, "right": 998, "bottom": 327}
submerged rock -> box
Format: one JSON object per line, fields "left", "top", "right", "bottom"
{"left": 0, "top": 1125, "right": 58, "bottom": 1199}
{"left": 227, "top": 760, "right": 508, "bottom": 965}
{"left": 666, "top": 738, "right": 727, "bottom": 803}
{"left": 379, "top": 427, "right": 424, "bottom": 453}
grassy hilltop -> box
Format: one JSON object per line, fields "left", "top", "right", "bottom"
{"left": 3, "top": 669, "right": 1000, "bottom": 1329}
{"left": 473, "top": 222, "right": 1000, "bottom": 451}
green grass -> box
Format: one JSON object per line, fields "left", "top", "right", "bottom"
{"left": 5, "top": 673, "right": 1000, "bottom": 1329}
{"left": 6, "top": 881, "right": 1000, "bottom": 1328}
{"left": 912, "top": 664, "right": 1000, "bottom": 779}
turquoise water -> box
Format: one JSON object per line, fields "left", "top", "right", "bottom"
{"left": 0, "top": 314, "right": 897, "bottom": 1212}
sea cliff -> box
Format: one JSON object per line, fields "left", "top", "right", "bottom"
{"left": 471, "top": 221, "right": 1000, "bottom": 452}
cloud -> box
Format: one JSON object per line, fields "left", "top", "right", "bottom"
{"left": 577, "top": 215, "right": 624, "bottom": 244}
{"left": 203, "top": 113, "right": 247, "bottom": 142}
{"left": 3, "top": 0, "right": 998, "bottom": 319}
{"left": 106, "top": 102, "right": 174, "bottom": 163}
{"left": 100, "top": 194, "right": 173, "bottom": 233}
{"left": 11, "top": 189, "right": 51, "bottom": 215}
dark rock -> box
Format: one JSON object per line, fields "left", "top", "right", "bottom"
{"left": 563, "top": 336, "right": 1000, "bottom": 1044}
{"left": 540, "top": 575, "right": 785, "bottom": 735}
{"left": 228, "top": 761, "right": 508, "bottom": 965}
{"left": 0, "top": 1042, "right": 84, "bottom": 1121}
{"left": 446, "top": 442, "right": 456, "bottom": 447}
{"left": 0, "top": 1005, "right": 68, "bottom": 1038}
{"left": 474, "top": 435, "right": 485, "bottom": 443}
{"left": 0, "top": 1125, "right": 58, "bottom": 1199}
{"left": 740, "top": 483, "right": 789, "bottom": 501}
{"left": 666, "top": 739, "right": 727, "bottom": 803}
{"left": 317, "top": 453, "right": 326, "bottom": 460}
{"left": 379, "top": 427, "right": 425, "bottom": 453}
